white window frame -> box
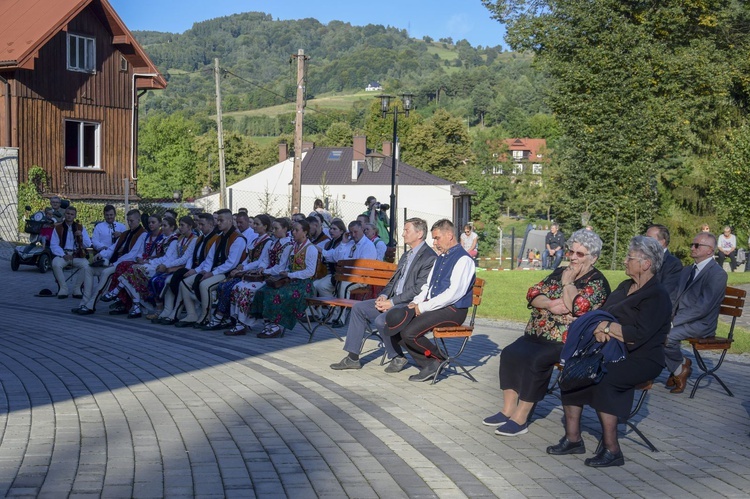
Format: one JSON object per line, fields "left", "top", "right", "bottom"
{"left": 65, "top": 119, "right": 101, "bottom": 169}
{"left": 67, "top": 33, "right": 96, "bottom": 73}
{"left": 513, "top": 163, "right": 524, "bottom": 175}
{"left": 492, "top": 165, "right": 504, "bottom": 175}
{"left": 512, "top": 150, "right": 524, "bottom": 160}
{"left": 532, "top": 163, "right": 543, "bottom": 175}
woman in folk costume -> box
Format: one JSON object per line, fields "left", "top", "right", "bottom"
{"left": 224, "top": 217, "right": 292, "bottom": 336}
{"left": 204, "top": 214, "right": 274, "bottom": 331}
{"left": 101, "top": 214, "right": 164, "bottom": 313}
{"left": 144, "top": 216, "right": 197, "bottom": 319}
{"left": 104, "top": 216, "right": 182, "bottom": 318}
{"left": 250, "top": 219, "right": 319, "bottom": 339}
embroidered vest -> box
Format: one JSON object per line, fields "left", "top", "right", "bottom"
{"left": 427, "top": 244, "right": 475, "bottom": 309}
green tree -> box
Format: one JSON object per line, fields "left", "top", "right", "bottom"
{"left": 405, "top": 109, "right": 473, "bottom": 181}
{"left": 137, "top": 113, "right": 199, "bottom": 199}
{"left": 471, "top": 82, "right": 494, "bottom": 127}
{"left": 712, "top": 123, "right": 750, "bottom": 234}
{"left": 482, "top": 0, "right": 750, "bottom": 263}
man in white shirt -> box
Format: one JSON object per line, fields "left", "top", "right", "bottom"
{"left": 383, "top": 219, "right": 476, "bottom": 382}
{"left": 175, "top": 209, "right": 246, "bottom": 327}
{"left": 50, "top": 206, "right": 92, "bottom": 301}
{"left": 91, "top": 204, "right": 126, "bottom": 253}
{"left": 236, "top": 212, "right": 257, "bottom": 248}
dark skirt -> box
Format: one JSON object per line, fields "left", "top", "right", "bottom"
{"left": 561, "top": 356, "right": 663, "bottom": 418}
{"left": 250, "top": 278, "right": 314, "bottom": 330}
{"left": 499, "top": 335, "right": 563, "bottom": 403}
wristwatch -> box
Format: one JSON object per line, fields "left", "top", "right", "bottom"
{"left": 603, "top": 322, "right": 611, "bottom": 334}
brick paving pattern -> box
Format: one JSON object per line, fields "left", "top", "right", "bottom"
{"left": 1, "top": 263, "right": 749, "bottom": 497}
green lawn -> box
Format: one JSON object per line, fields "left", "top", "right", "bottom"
{"left": 477, "top": 269, "right": 750, "bottom": 354}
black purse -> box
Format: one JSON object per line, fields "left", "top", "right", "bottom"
{"left": 558, "top": 339, "right": 605, "bottom": 391}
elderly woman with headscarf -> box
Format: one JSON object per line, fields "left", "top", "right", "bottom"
{"left": 484, "top": 229, "right": 611, "bottom": 436}
{"left": 546, "top": 235, "right": 671, "bottom": 467}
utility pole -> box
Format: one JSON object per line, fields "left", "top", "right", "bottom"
{"left": 214, "top": 58, "right": 227, "bottom": 209}
{"left": 291, "top": 49, "right": 308, "bottom": 214}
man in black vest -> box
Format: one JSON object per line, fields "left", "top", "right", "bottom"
{"left": 383, "top": 219, "right": 476, "bottom": 382}
{"left": 175, "top": 209, "right": 246, "bottom": 327}
{"left": 73, "top": 209, "right": 145, "bottom": 315}
{"left": 330, "top": 218, "right": 436, "bottom": 371}
{"left": 50, "top": 205, "right": 92, "bottom": 301}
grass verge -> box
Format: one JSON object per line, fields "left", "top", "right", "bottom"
{"left": 477, "top": 269, "right": 750, "bottom": 354}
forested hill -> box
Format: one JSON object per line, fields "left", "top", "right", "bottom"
{"left": 131, "top": 12, "right": 532, "bottom": 120}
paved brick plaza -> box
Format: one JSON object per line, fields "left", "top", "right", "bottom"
{"left": 1, "top": 259, "right": 749, "bottom": 497}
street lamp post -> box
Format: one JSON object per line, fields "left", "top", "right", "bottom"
{"left": 376, "top": 93, "right": 413, "bottom": 247}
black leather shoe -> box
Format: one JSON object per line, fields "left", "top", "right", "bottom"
{"left": 157, "top": 318, "right": 178, "bottom": 325}
{"left": 174, "top": 320, "right": 195, "bottom": 328}
{"left": 72, "top": 294, "right": 83, "bottom": 299}
{"left": 408, "top": 360, "right": 440, "bottom": 382}
{"left": 546, "top": 437, "right": 586, "bottom": 455}
{"left": 585, "top": 449, "right": 624, "bottom": 467}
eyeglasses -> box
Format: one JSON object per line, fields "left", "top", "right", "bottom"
{"left": 691, "top": 243, "right": 712, "bottom": 249}
{"left": 624, "top": 256, "right": 642, "bottom": 262}
{"left": 569, "top": 250, "right": 589, "bottom": 258}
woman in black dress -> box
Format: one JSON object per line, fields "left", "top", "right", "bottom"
{"left": 485, "top": 229, "right": 611, "bottom": 436}
{"left": 546, "top": 235, "right": 672, "bottom": 467}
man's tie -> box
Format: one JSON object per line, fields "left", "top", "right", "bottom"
{"left": 685, "top": 264, "right": 697, "bottom": 288}
{"left": 349, "top": 243, "right": 357, "bottom": 258}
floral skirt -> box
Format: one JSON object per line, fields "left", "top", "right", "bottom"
{"left": 230, "top": 281, "right": 267, "bottom": 326}
{"left": 120, "top": 264, "right": 152, "bottom": 301}
{"left": 250, "top": 278, "right": 314, "bottom": 330}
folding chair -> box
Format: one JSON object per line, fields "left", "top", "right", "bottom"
{"left": 687, "top": 286, "right": 746, "bottom": 398}
{"left": 431, "top": 278, "right": 485, "bottom": 384}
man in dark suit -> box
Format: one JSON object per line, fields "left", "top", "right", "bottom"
{"left": 646, "top": 224, "right": 682, "bottom": 304}
{"left": 330, "top": 218, "right": 436, "bottom": 371}
{"left": 666, "top": 232, "right": 727, "bottom": 393}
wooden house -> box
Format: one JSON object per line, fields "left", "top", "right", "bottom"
{"left": 0, "top": 0, "right": 166, "bottom": 200}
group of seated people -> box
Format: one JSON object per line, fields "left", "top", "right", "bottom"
{"left": 483, "top": 225, "right": 727, "bottom": 468}
{"left": 53, "top": 201, "right": 404, "bottom": 340}
{"left": 51, "top": 200, "right": 730, "bottom": 465}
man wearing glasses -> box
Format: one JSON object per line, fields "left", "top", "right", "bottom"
{"left": 665, "top": 232, "right": 727, "bottom": 394}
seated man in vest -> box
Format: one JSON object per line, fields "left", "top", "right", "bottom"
{"left": 155, "top": 213, "right": 219, "bottom": 324}
{"left": 50, "top": 205, "right": 92, "bottom": 302}
{"left": 72, "top": 209, "right": 146, "bottom": 315}
{"left": 330, "top": 218, "right": 436, "bottom": 371}
{"left": 91, "top": 204, "right": 126, "bottom": 254}
{"left": 175, "top": 209, "right": 246, "bottom": 327}
{"left": 383, "top": 219, "right": 476, "bottom": 382}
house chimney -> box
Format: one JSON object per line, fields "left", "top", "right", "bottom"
{"left": 302, "top": 141, "right": 315, "bottom": 152}
{"left": 353, "top": 135, "right": 366, "bottom": 161}
{"left": 382, "top": 141, "right": 392, "bottom": 158}
{"left": 278, "top": 143, "right": 288, "bottom": 162}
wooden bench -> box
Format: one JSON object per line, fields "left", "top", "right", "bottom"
{"left": 430, "top": 278, "right": 485, "bottom": 384}
{"left": 686, "top": 286, "right": 746, "bottom": 399}
{"left": 303, "top": 259, "right": 396, "bottom": 343}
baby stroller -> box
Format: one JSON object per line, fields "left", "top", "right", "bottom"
{"left": 10, "top": 205, "right": 56, "bottom": 273}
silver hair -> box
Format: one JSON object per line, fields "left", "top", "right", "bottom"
{"left": 568, "top": 229, "right": 603, "bottom": 258}
{"left": 629, "top": 235, "right": 663, "bottom": 274}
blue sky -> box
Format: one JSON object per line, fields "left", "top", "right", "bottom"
{"left": 108, "top": 0, "right": 507, "bottom": 49}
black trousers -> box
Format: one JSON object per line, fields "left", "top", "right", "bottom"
{"left": 385, "top": 305, "right": 468, "bottom": 368}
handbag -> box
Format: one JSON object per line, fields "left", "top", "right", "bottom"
{"left": 242, "top": 272, "right": 265, "bottom": 282}
{"left": 265, "top": 275, "right": 290, "bottom": 289}
{"left": 558, "top": 340, "right": 605, "bottom": 391}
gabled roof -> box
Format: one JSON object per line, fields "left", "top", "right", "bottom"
{"left": 504, "top": 138, "right": 547, "bottom": 159}
{"left": 300, "top": 147, "right": 473, "bottom": 194}
{"left": 0, "top": 0, "right": 165, "bottom": 89}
